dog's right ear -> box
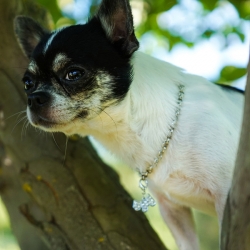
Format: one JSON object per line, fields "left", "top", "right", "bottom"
{"left": 96, "top": 0, "right": 139, "bottom": 57}
{"left": 14, "top": 16, "right": 48, "bottom": 58}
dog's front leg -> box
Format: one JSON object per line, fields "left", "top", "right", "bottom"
{"left": 158, "top": 196, "right": 199, "bottom": 250}
{"left": 215, "top": 191, "right": 229, "bottom": 248}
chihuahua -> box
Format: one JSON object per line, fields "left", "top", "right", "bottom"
{"left": 14, "top": 0, "right": 244, "bottom": 249}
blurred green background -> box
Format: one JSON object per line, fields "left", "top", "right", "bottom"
{"left": 0, "top": 198, "right": 19, "bottom": 250}
{"left": 0, "top": 0, "right": 249, "bottom": 249}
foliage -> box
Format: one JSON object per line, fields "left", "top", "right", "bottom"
{"left": 35, "top": 0, "right": 249, "bottom": 83}
{"left": 36, "top": 0, "right": 62, "bottom": 22}
{"left": 219, "top": 65, "right": 247, "bottom": 82}
{"left": 229, "top": 0, "right": 250, "bottom": 19}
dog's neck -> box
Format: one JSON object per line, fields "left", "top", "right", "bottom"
{"left": 75, "top": 52, "right": 184, "bottom": 171}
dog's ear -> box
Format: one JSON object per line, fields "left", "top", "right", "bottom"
{"left": 14, "top": 16, "right": 48, "bottom": 58}
{"left": 96, "top": 0, "right": 139, "bottom": 56}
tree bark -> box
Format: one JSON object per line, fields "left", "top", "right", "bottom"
{"left": 0, "top": 1, "right": 167, "bottom": 249}
{"left": 221, "top": 51, "right": 250, "bottom": 248}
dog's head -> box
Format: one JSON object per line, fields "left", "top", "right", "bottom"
{"left": 14, "top": 0, "right": 139, "bottom": 134}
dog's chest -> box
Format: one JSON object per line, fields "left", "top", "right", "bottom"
{"left": 90, "top": 123, "right": 157, "bottom": 172}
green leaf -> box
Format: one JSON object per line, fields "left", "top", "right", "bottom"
{"left": 146, "top": 0, "right": 178, "bottom": 14}
{"left": 36, "top": 0, "right": 63, "bottom": 23}
{"left": 202, "top": 0, "right": 218, "bottom": 11}
{"left": 202, "top": 30, "right": 215, "bottom": 39}
{"left": 220, "top": 66, "right": 247, "bottom": 82}
{"left": 229, "top": 0, "right": 250, "bottom": 19}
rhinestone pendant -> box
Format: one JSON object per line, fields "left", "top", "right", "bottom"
{"left": 132, "top": 194, "right": 156, "bottom": 213}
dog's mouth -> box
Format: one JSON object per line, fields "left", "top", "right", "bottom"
{"left": 27, "top": 109, "right": 89, "bottom": 131}
{"left": 29, "top": 113, "right": 61, "bottom": 128}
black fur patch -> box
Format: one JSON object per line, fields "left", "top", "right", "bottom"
{"left": 28, "top": 18, "right": 134, "bottom": 102}
{"left": 14, "top": 16, "right": 48, "bottom": 58}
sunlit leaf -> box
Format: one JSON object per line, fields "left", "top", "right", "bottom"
{"left": 145, "top": 0, "right": 177, "bottom": 14}
{"left": 229, "top": 0, "right": 250, "bottom": 19}
{"left": 233, "top": 26, "right": 246, "bottom": 42}
{"left": 202, "top": 30, "right": 215, "bottom": 39}
{"left": 220, "top": 66, "right": 247, "bottom": 82}
{"left": 55, "top": 17, "right": 75, "bottom": 28}
{"left": 36, "top": 0, "right": 62, "bottom": 23}
{"left": 202, "top": 0, "right": 218, "bottom": 11}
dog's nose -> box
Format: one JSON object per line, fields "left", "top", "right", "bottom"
{"left": 27, "top": 92, "right": 51, "bottom": 109}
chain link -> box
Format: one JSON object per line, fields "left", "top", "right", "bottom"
{"left": 138, "top": 84, "right": 185, "bottom": 191}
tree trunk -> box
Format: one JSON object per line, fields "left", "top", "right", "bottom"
{"left": 221, "top": 53, "right": 250, "bottom": 248}
{"left": 0, "top": 1, "right": 167, "bottom": 249}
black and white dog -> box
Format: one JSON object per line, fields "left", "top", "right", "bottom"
{"left": 14, "top": 0, "right": 244, "bottom": 249}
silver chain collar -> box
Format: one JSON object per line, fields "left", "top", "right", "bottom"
{"left": 132, "top": 84, "right": 185, "bottom": 213}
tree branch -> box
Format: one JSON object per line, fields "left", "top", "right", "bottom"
{"left": 0, "top": 0, "right": 167, "bottom": 249}
{"left": 221, "top": 46, "right": 250, "bottom": 248}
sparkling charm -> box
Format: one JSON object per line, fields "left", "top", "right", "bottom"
{"left": 133, "top": 194, "right": 156, "bottom": 213}
{"left": 132, "top": 200, "right": 141, "bottom": 211}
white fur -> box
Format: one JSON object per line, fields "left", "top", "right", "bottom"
{"left": 28, "top": 60, "right": 38, "bottom": 73}
{"left": 99, "top": 15, "right": 114, "bottom": 40}
{"left": 43, "top": 28, "right": 65, "bottom": 54}
{"left": 65, "top": 52, "right": 243, "bottom": 249}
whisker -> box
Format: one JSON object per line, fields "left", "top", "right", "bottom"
{"left": 16, "top": 111, "right": 26, "bottom": 122}
{"left": 77, "top": 108, "right": 104, "bottom": 130}
{"left": 5, "top": 110, "right": 26, "bottom": 121}
{"left": 52, "top": 133, "right": 63, "bottom": 152}
{"left": 11, "top": 116, "right": 27, "bottom": 134}
{"left": 102, "top": 109, "right": 117, "bottom": 131}
{"left": 91, "top": 108, "right": 103, "bottom": 128}
{"left": 21, "top": 118, "right": 28, "bottom": 140}
{"left": 25, "top": 120, "right": 30, "bottom": 137}
{"left": 97, "top": 107, "right": 118, "bottom": 136}
{"left": 63, "top": 136, "right": 69, "bottom": 166}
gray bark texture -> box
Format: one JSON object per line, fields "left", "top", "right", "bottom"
{"left": 221, "top": 54, "right": 250, "bottom": 247}
{"left": 0, "top": 1, "right": 167, "bottom": 249}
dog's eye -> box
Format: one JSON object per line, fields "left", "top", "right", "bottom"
{"left": 23, "top": 77, "right": 34, "bottom": 91}
{"left": 65, "top": 69, "right": 84, "bottom": 81}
